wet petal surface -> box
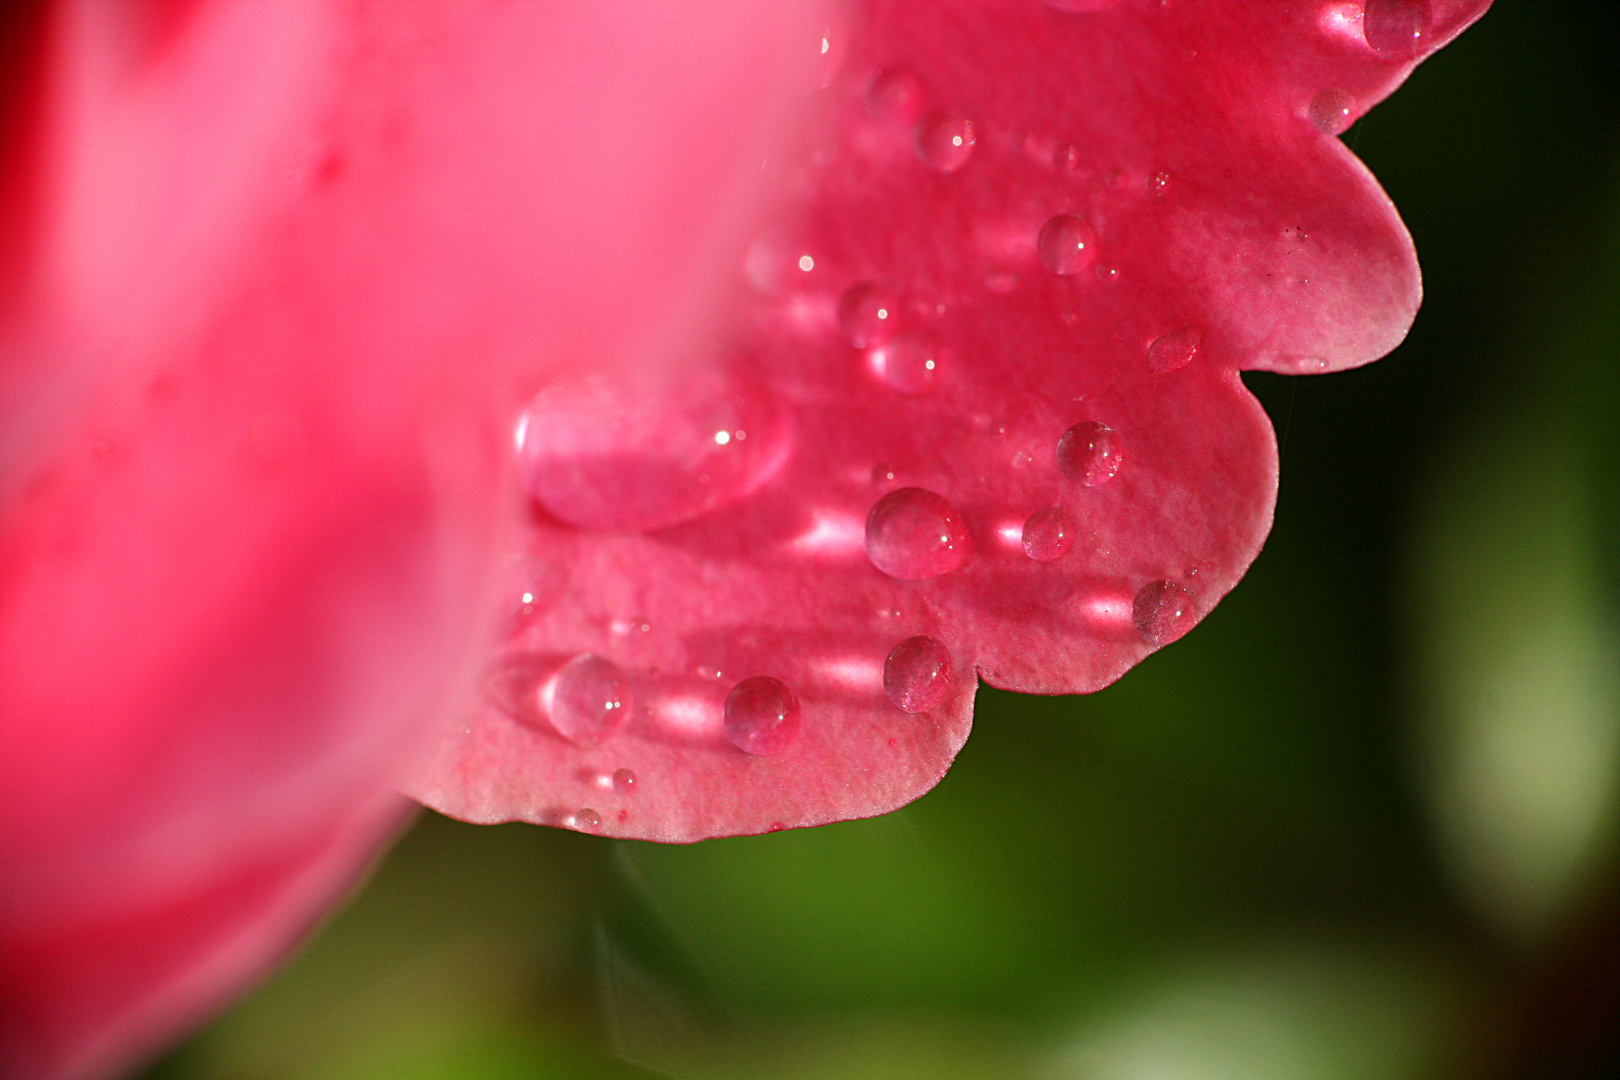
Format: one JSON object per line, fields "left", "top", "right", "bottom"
{"left": 417, "top": 0, "right": 1494, "bottom": 842}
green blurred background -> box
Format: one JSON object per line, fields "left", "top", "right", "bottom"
{"left": 143, "top": 3, "right": 1620, "bottom": 1078}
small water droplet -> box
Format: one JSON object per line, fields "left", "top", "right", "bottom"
{"left": 1147, "top": 327, "right": 1201, "bottom": 373}
{"left": 1095, "top": 264, "right": 1120, "bottom": 284}
{"left": 915, "top": 109, "right": 976, "bottom": 173}
{"left": 884, "top": 636, "right": 953, "bottom": 713}
{"left": 574, "top": 807, "right": 601, "bottom": 830}
{"left": 1362, "top": 0, "right": 1431, "bottom": 60}
{"left": 612, "top": 768, "right": 637, "bottom": 794}
{"left": 866, "top": 66, "right": 926, "bottom": 128}
{"left": 1022, "top": 507, "right": 1076, "bottom": 561}
{"left": 1055, "top": 143, "right": 1084, "bottom": 174}
{"left": 872, "top": 332, "right": 941, "bottom": 394}
{"left": 724, "top": 676, "right": 801, "bottom": 755}
{"left": 1132, "top": 580, "right": 1198, "bottom": 645}
{"left": 549, "top": 654, "right": 632, "bottom": 745}
{"left": 518, "top": 363, "right": 784, "bottom": 531}
{"left": 1057, "top": 421, "right": 1123, "bottom": 486}
{"left": 865, "top": 487, "right": 972, "bottom": 579}
{"left": 1146, "top": 171, "right": 1170, "bottom": 195}
{"left": 1308, "top": 89, "right": 1356, "bottom": 135}
{"left": 798, "top": 254, "right": 815, "bottom": 272}
{"left": 838, "top": 282, "right": 900, "bottom": 348}
{"left": 1037, "top": 214, "right": 1098, "bottom": 276}
{"left": 871, "top": 462, "right": 897, "bottom": 485}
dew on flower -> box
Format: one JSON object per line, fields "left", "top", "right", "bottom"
{"left": 871, "top": 331, "right": 941, "bottom": 394}
{"left": 724, "top": 676, "right": 801, "bottom": 755}
{"left": 1132, "top": 580, "right": 1198, "bottom": 645}
{"left": 1057, "top": 421, "right": 1123, "bottom": 486}
{"left": 1022, "top": 507, "right": 1076, "bottom": 561}
{"left": 838, "top": 282, "right": 900, "bottom": 348}
{"left": 1038, "top": 214, "right": 1098, "bottom": 276}
{"left": 1362, "top": 0, "right": 1432, "bottom": 60}
{"left": 915, "top": 109, "right": 976, "bottom": 172}
{"left": 518, "top": 362, "right": 784, "bottom": 531}
{"left": 1147, "top": 327, "right": 1201, "bottom": 373}
{"left": 1308, "top": 88, "right": 1356, "bottom": 135}
{"left": 1147, "top": 170, "right": 1170, "bottom": 194}
{"left": 865, "top": 487, "right": 972, "bottom": 579}
{"left": 884, "top": 635, "right": 954, "bottom": 713}
{"left": 547, "top": 654, "right": 632, "bottom": 746}
{"left": 612, "top": 768, "right": 637, "bottom": 794}
{"left": 573, "top": 808, "right": 601, "bottom": 831}
{"left": 865, "top": 65, "right": 926, "bottom": 128}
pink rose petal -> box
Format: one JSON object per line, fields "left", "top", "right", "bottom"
{"left": 415, "top": 0, "right": 1493, "bottom": 843}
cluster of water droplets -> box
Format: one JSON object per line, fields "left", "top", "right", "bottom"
{"left": 495, "top": 22, "right": 1246, "bottom": 795}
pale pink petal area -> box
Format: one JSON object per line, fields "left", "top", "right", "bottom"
{"left": 415, "top": 0, "right": 1493, "bottom": 842}
{"left": 0, "top": 1, "right": 823, "bottom": 1076}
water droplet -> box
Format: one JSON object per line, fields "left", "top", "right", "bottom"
{"left": 865, "top": 487, "right": 972, "bottom": 579}
{"left": 1147, "top": 327, "right": 1201, "bottom": 373}
{"left": 798, "top": 254, "right": 815, "bottom": 272}
{"left": 866, "top": 66, "right": 926, "bottom": 128}
{"left": 1057, "top": 421, "right": 1123, "bottom": 486}
{"left": 548, "top": 654, "right": 632, "bottom": 746}
{"left": 1038, "top": 214, "right": 1098, "bottom": 276}
{"left": 574, "top": 807, "right": 601, "bottom": 830}
{"left": 1147, "top": 171, "right": 1170, "bottom": 195}
{"left": 519, "top": 362, "right": 785, "bottom": 531}
{"left": 612, "top": 768, "right": 637, "bottom": 794}
{"left": 1308, "top": 89, "right": 1356, "bottom": 135}
{"left": 915, "top": 109, "right": 976, "bottom": 173}
{"left": 871, "top": 462, "right": 897, "bottom": 485}
{"left": 1362, "top": 0, "right": 1431, "bottom": 60}
{"left": 884, "top": 636, "right": 953, "bottom": 713}
{"left": 724, "top": 676, "right": 801, "bottom": 755}
{"left": 1055, "top": 143, "right": 1084, "bottom": 174}
{"left": 838, "top": 282, "right": 900, "bottom": 348}
{"left": 1022, "top": 508, "right": 1076, "bottom": 561}
{"left": 872, "top": 332, "right": 941, "bottom": 395}
{"left": 1132, "top": 580, "right": 1198, "bottom": 645}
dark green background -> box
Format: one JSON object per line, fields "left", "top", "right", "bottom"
{"left": 145, "top": 3, "right": 1620, "bottom": 1077}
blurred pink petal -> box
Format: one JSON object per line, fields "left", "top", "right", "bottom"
{"left": 0, "top": 1, "right": 822, "bottom": 1076}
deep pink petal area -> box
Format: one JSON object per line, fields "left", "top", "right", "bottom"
{"left": 416, "top": 0, "right": 1493, "bottom": 842}
{"left": 2, "top": 0, "right": 825, "bottom": 1075}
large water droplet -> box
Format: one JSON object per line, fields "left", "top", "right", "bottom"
{"left": 1308, "top": 89, "right": 1356, "bottom": 135}
{"left": 865, "top": 487, "right": 972, "bottom": 579}
{"left": 838, "top": 282, "right": 900, "bottom": 348}
{"left": 612, "top": 768, "right": 637, "bottom": 794}
{"left": 915, "top": 109, "right": 976, "bottom": 173}
{"left": 549, "top": 654, "right": 632, "bottom": 745}
{"left": 1363, "top": 0, "right": 1431, "bottom": 60}
{"left": 519, "top": 361, "right": 785, "bottom": 532}
{"left": 724, "top": 676, "right": 801, "bottom": 755}
{"left": 1022, "top": 507, "right": 1076, "bottom": 561}
{"left": 1057, "top": 422, "right": 1123, "bottom": 486}
{"left": 884, "top": 635, "right": 953, "bottom": 713}
{"left": 872, "top": 332, "right": 941, "bottom": 395}
{"left": 866, "top": 66, "right": 926, "bottom": 129}
{"left": 1132, "top": 580, "right": 1198, "bottom": 645}
{"left": 1147, "top": 328, "right": 1201, "bottom": 373}
{"left": 1038, "top": 214, "right": 1098, "bottom": 276}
